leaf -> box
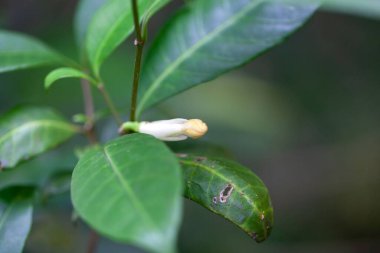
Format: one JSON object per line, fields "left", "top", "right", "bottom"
{"left": 0, "top": 187, "right": 34, "bottom": 253}
{"left": 179, "top": 155, "right": 273, "bottom": 243}
{"left": 137, "top": 0, "right": 318, "bottom": 115}
{"left": 71, "top": 134, "right": 183, "bottom": 253}
{"left": 0, "top": 106, "right": 79, "bottom": 169}
{"left": 86, "top": 0, "right": 170, "bottom": 77}
{"left": 44, "top": 67, "right": 97, "bottom": 89}
{"left": 74, "top": 0, "right": 108, "bottom": 53}
{"left": 0, "top": 30, "right": 65, "bottom": 73}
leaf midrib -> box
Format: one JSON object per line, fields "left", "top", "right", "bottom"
{"left": 0, "top": 120, "right": 78, "bottom": 144}
{"left": 138, "top": 0, "right": 262, "bottom": 113}
{"left": 102, "top": 147, "right": 157, "bottom": 230}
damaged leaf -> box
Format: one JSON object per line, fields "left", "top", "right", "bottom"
{"left": 179, "top": 155, "right": 273, "bottom": 242}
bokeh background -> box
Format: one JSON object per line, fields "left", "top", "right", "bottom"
{"left": 0, "top": 0, "right": 379, "bottom": 252}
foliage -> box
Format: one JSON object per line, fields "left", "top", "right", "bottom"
{"left": 7, "top": 0, "right": 371, "bottom": 252}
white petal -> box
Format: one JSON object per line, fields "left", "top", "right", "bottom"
{"left": 139, "top": 121, "right": 184, "bottom": 138}
{"left": 159, "top": 135, "right": 188, "bottom": 141}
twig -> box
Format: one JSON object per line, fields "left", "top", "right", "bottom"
{"left": 80, "top": 78, "right": 97, "bottom": 144}
{"left": 86, "top": 230, "right": 99, "bottom": 253}
{"left": 80, "top": 78, "right": 100, "bottom": 253}
{"left": 129, "top": 0, "right": 145, "bottom": 121}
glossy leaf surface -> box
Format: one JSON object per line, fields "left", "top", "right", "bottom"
{"left": 44, "top": 67, "right": 97, "bottom": 89}
{"left": 0, "top": 187, "right": 34, "bottom": 253}
{"left": 71, "top": 134, "right": 182, "bottom": 253}
{"left": 86, "top": 0, "right": 170, "bottom": 76}
{"left": 137, "top": 0, "right": 317, "bottom": 115}
{"left": 0, "top": 30, "right": 63, "bottom": 73}
{"left": 180, "top": 155, "right": 273, "bottom": 242}
{"left": 0, "top": 107, "right": 78, "bottom": 169}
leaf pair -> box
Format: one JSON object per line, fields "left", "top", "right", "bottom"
{"left": 71, "top": 134, "right": 274, "bottom": 252}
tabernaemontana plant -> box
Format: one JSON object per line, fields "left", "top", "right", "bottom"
{"left": 6, "top": 0, "right": 369, "bottom": 252}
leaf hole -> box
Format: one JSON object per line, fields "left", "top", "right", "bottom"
{"left": 219, "top": 183, "right": 234, "bottom": 203}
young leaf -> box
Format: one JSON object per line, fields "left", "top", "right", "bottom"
{"left": 0, "top": 30, "right": 65, "bottom": 73}
{"left": 74, "top": 0, "right": 108, "bottom": 53}
{"left": 71, "top": 134, "right": 183, "bottom": 253}
{"left": 86, "top": 0, "right": 170, "bottom": 77}
{"left": 179, "top": 155, "right": 273, "bottom": 243}
{"left": 44, "top": 67, "right": 98, "bottom": 89}
{"left": 0, "top": 106, "right": 79, "bottom": 169}
{"left": 0, "top": 187, "right": 34, "bottom": 253}
{"left": 137, "top": 0, "right": 318, "bottom": 115}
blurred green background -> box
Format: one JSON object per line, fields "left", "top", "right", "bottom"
{"left": 0, "top": 0, "right": 379, "bottom": 252}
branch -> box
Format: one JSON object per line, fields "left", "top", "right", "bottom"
{"left": 80, "top": 78, "right": 97, "bottom": 144}
{"left": 129, "top": 0, "right": 145, "bottom": 121}
{"left": 86, "top": 230, "right": 99, "bottom": 253}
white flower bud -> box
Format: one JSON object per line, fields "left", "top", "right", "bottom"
{"left": 119, "top": 118, "right": 208, "bottom": 141}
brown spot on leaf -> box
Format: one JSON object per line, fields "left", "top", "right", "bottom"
{"left": 219, "top": 183, "right": 234, "bottom": 203}
{"left": 212, "top": 197, "right": 218, "bottom": 204}
{"left": 176, "top": 153, "right": 188, "bottom": 158}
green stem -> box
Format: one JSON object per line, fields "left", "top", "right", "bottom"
{"left": 98, "top": 84, "right": 123, "bottom": 125}
{"left": 129, "top": 0, "right": 145, "bottom": 121}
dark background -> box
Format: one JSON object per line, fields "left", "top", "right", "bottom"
{"left": 0, "top": 0, "right": 379, "bottom": 252}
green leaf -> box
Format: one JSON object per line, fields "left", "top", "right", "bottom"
{"left": 0, "top": 106, "right": 79, "bottom": 169}
{"left": 179, "top": 155, "right": 273, "bottom": 243}
{"left": 137, "top": 0, "right": 318, "bottom": 115}
{"left": 71, "top": 134, "right": 183, "bottom": 253}
{"left": 0, "top": 30, "right": 65, "bottom": 73}
{"left": 74, "top": 0, "right": 108, "bottom": 53}
{"left": 86, "top": 0, "right": 170, "bottom": 77}
{"left": 0, "top": 187, "right": 34, "bottom": 253}
{"left": 44, "top": 67, "right": 97, "bottom": 89}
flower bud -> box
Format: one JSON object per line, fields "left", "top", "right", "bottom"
{"left": 183, "top": 119, "right": 208, "bottom": 139}
{"left": 119, "top": 118, "right": 208, "bottom": 141}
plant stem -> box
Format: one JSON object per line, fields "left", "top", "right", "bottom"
{"left": 80, "top": 78, "right": 100, "bottom": 253}
{"left": 129, "top": 0, "right": 145, "bottom": 121}
{"left": 80, "top": 78, "right": 97, "bottom": 144}
{"left": 86, "top": 230, "right": 99, "bottom": 253}
{"left": 98, "top": 84, "right": 123, "bottom": 125}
